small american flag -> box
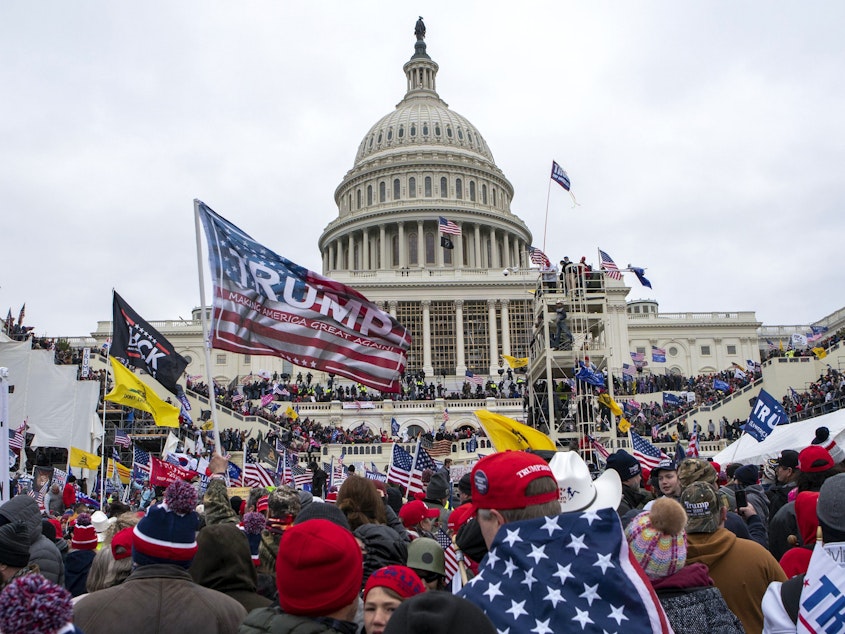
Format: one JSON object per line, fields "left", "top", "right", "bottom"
{"left": 133, "top": 447, "right": 151, "bottom": 475}
{"left": 8, "top": 429, "right": 24, "bottom": 453}
{"left": 243, "top": 453, "right": 276, "bottom": 488}
{"left": 387, "top": 444, "right": 414, "bottom": 489}
{"left": 439, "top": 216, "right": 462, "bottom": 236}
{"left": 587, "top": 434, "right": 610, "bottom": 462}
{"left": 599, "top": 249, "right": 622, "bottom": 280}
{"left": 114, "top": 428, "right": 131, "bottom": 448}
{"left": 464, "top": 370, "right": 484, "bottom": 386}
{"left": 686, "top": 431, "right": 700, "bottom": 458}
{"left": 528, "top": 246, "right": 551, "bottom": 268}
{"left": 290, "top": 464, "right": 313, "bottom": 488}
{"left": 435, "top": 527, "right": 461, "bottom": 582}
{"left": 630, "top": 430, "right": 670, "bottom": 470}
{"left": 407, "top": 444, "right": 438, "bottom": 496}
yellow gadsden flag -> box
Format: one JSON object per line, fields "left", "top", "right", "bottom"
{"left": 596, "top": 393, "right": 623, "bottom": 418}
{"left": 474, "top": 410, "right": 556, "bottom": 453}
{"left": 812, "top": 347, "right": 827, "bottom": 360}
{"left": 105, "top": 356, "right": 180, "bottom": 427}
{"left": 69, "top": 447, "right": 101, "bottom": 470}
{"left": 107, "top": 459, "right": 132, "bottom": 484}
{"left": 502, "top": 355, "right": 529, "bottom": 369}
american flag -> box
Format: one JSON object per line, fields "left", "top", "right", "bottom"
{"left": 260, "top": 393, "right": 274, "bottom": 408}
{"left": 197, "top": 202, "right": 411, "bottom": 394}
{"left": 407, "top": 444, "right": 438, "bottom": 496}
{"left": 434, "top": 527, "right": 461, "bottom": 582}
{"left": 8, "top": 428, "right": 24, "bottom": 453}
{"left": 133, "top": 447, "right": 151, "bottom": 475}
{"left": 227, "top": 460, "right": 243, "bottom": 486}
{"left": 114, "top": 428, "right": 131, "bottom": 448}
{"left": 243, "top": 453, "right": 276, "bottom": 488}
{"left": 630, "top": 430, "right": 670, "bottom": 470}
{"left": 528, "top": 246, "right": 551, "bottom": 268}
{"left": 464, "top": 370, "right": 484, "bottom": 386}
{"left": 438, "top": 216, "right": 462, "bottom": 236}
{"left": 458, "top": 509, "right": 672, "bottom": 633}
{"left": 622, "top": 363, "right": 637, "bottom": 377}
{"left": 387, "top": 444, "right": 414, "bottom": 489}
{"left": 587, "top": 434, "right": 610, "bottom": 462}
{"left": 686, "top": 431, "right": 700, "bottom": 458}
{"left": 426, "top": 439, "right": 452, "bottom": 458}
{"left": 550, "top": 160, "right": 571, "bottom": 191}
{"left": 290, "top": 464, "right": 313, "bottom": 488}
{"left": 29, "top": 481, "right": 48, "bottom": 511}
{"left": 599, "top": 249, "right": 622, "bottom": 280}
{"left": 630, "top": 351, "right": 645, "bottom": 363}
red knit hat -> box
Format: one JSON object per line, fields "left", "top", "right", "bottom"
{"left": 71, "top": 513, "right": 98, "bottom": 551}
{"left": 398, "top": 500, "right": 439, "bottom": 528}
{"left": 799, "top": 446, "right": 835, "bottom": 473}
{"left": 276, "top": 518, "right": 363, "bottom": 616}
{"left": 363, "top": 565, "right": 425, "bottom": 602}
{"left": 470, "top": 451, "right": 558, "bottom": 511}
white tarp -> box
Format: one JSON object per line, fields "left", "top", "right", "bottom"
{"left": 712, "top": 408, "right": 845, "bottom": 466}
{"left": 0, "top": 340, "right": 102, "bottom": 453}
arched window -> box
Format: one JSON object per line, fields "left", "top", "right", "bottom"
{"left": 482, "top": 184, "right": 488, "bottom": 204}
{"left": 408, "top": 232, "right": 418, "bottom": 266}
{"left": 469, "top": 181, "right": 476, "bottom": 202}
{"left": 446, "top": 126, "right": 453, "bottom": 138}
{"left": 440, "top": 177, "right": 448, "bottom": 197}
{"left": 434, "top": 124, "right": 441, "bottom": 136}
{"left": 347, "top": 193, "right": 352, "bottom": 211}
{"left": 393, "top": 179, "right": 401, "bottom": 200}
{"left": 379, "top": 182, "right": 386, "bottom": 203}
{"left": 486, "top": 239, "right": 492, "bottom": 268}
{"left": 356, "top": 189, "right": 361, "bottom": 210}
{"left": 410, "top": 124, "right": 416, "bottom": 137}
{"left": 457, "top": 128, "right": 464, "bottom": 140}
{"left": 398, "top": 125, "right": 405, "bottom": 139}
{"left": 492, "top": 188, "right": 497, "bottom": 207}
{"left": 377, "top": 131, "right": 382, "bottom": 144}
{"left": 422, "top": 123, "right": 429, "bottom": 136}
{"left": 425, "top": 232, "right": 435, "bottom": 264}
{"left": 424, "top": 176, "right": 432, "bottom": 197}
{"left": 392, "top": 235, "right": 399, "bottom": 266}
{"left": 387, "top": 127, "right": 393, "bottom": 141}
{"left": 367, "top": 185, "right": 373, "bottom": 206}
{"left": 456, "top": 179, "right": 463, "bottom": 200}
{"left": 409, "top": 177, "right": 416, "bottom": 198}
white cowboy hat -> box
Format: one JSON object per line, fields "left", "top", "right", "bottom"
{"left": 549, "top": 451, "right": 622, "bottom": 513}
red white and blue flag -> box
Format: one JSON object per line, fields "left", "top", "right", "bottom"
{"left": 434, "top": 527, "right": 461, "bottom": 582}
{"left": 114, "top": 428, "right": 131, "bottom": 448}
{"left": 630, "top": 430, "right": 670, "bottom": 470}
{"left": 587, "top": 434, "right": 610, "bottom": 462}
{"left": 686, "top": 431, "right": 700, "bottom": 458}
{"left": 197, "top": 201, "right": 411, "bottom": 393}
{"left": 797, "top": 541, "right": 845, "bottom": 633}
{"left": 387, "top": 444, "right": 414, "bottom": 490}
{"left": 464, "top": 370, "right": 484, "bottom": 386}
{"left": 528, "top": 246, "right": 551, "bottom": 268}
{"left": 599, "top": 249, "right": 622, "bottom": 280}
{"left": 458, "top": 509, "right": 672, "bottom": 633}
{"left": 438, "top": 217, "right": 462, "bottom": 236}
{"left": 407, "top": 443, "right": 438, "bottom": 496}
{"left": 550, "top": 161, "right": 571, "bottom": 191}
{"left": 133, "top": 447, "right": 151, "bottom": 476}
{"left": 243, "top": 453, "right": 276, "bottom": 488}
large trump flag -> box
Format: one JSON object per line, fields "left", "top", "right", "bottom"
{"left": 196, "top": 201, "right": 411, "bottom": 393}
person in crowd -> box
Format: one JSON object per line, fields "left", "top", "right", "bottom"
{"left": 777, "top": 490, "right": 820, "bottom": 578}
{"left": 406, "top": 537, "right": 448, "bottom": 591}
{"left": 682, "top": 481, "right": 786, "bottom": 634}
{"left": 398, "top": 500, "right": 439, "bottom": 540}
{"left": 0, "top": 493, "right": 64, "bottom": 585}
{"left": 257, "top": 485, "right": 301, "bottom": 583}
{"left": 651, "top": 458, "right": 682, "bottom": 500}
{"left": 766, "top": 450, "right": 800, "bottom": 521}
{"left": 453, "top": 472, "right": 487, "bottom": 572}
{"left": 421, "top": 470, "right": 451, "bottom": 525}
{"left": 383, "top": 591, "right": 496, "bottom": 634}
{"left": 62, "top": 475, "right": 78, "bottom": 510}
{"left": 732, "top": 463, "right": 770, "bottom": 525}
{"left": 769, "top": 445, "right": 843, "bottom": 560}
{"left": 553, "top": 300, "right": 574, "bottom": 350}
{"left": 762, "top": 473, "right": 845, "bottom": 632}
{"left": 41, "top": 518, "right": 68, "bottom": 560}
{"left": 74, "top": 480, "right": 246, "bottom": 633}
{"left": 83, "top": 525, "right": 135, "bottom": 595}
{"left": 337, "top": 476, "right": 388, "bottom": 531}
{"left": 0, "top": 521, "right": 36, "bottom": 591}
{"left": 44, "top": 483, "right": 65, "bottom": 516}
{"left": 0, "top": 574, "right": 84, "bottom": 634}
{"left": 362, "top": 565, "right": 426, "bottom": 634}
{"left": 625, "top": 497, "right": 744, "bottom": 634}
{"left": 606, "top": 449, "right": 650, "bottom": 520}
{"left": 240, "top": 519, "right": 363, "bottom": 634}
{"left": 64, "top": 512, "right": 98, "bottom": 597}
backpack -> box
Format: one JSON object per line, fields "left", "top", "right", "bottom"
{"left": 780, "top": 573, "right": 806, "bottom": 624}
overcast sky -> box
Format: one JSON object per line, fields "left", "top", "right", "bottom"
{"left": 2, "top": 2, "right": 843, "bottom": 338}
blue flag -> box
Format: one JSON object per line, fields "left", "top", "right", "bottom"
{"left": 713, "top": 379, "right": 730, "bottom": 392}
{"left": 629, "top": 266, "right": 652, "bottom": 289}
{"left": 576, "top": 362, "right": 605, "bottom": 387}
{"left": 467, "top": 435, "right": 478, "bottom": 453}
{"left": 663, "top": 393, "right": 680, "bottom": 407}
{"left": 391, "top": 417, "right": 399, "bottom": 437}
{"left": 550, "top": 160, "right": 571, "bottom": 191}
{"left": 743, "top": 389, "right": 788, "bottom": 442}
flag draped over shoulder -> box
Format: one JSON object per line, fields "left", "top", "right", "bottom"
{"left": 474, "top": 410, "right": 555, "bottom": 452}
{"left": 111, "top": 292, "right": 188, "bottom": 395}
{"left": 69, "top": 447, "right": 101, "bottom": 470}
{"left": 104, "top": 356, "right": 181, "bottom": 427}
{"left": 196, "top": 201, "right": 411, "bottom": 393}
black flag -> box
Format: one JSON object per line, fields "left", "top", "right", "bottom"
{"left": 440, "top": 235, "right": 454, "bottom": 249}
{"left": 111, "top": 292, "right": 188, "bottom": 395}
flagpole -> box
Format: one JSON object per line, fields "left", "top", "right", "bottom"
{"left": 193, "top": 199, "right": 223, "bottom": 455}
{"left": 541, "top": 177, "right": 553, "bottom": 253}
{"left": 100, "top": 295, "right": 116, "bottom": 508}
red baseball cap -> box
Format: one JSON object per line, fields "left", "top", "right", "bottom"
{"left": 470, "top": 451, "right": 559, "bottom": 511}
{"left": 399, "top": 500, "right": 440, "bottom": 528}
{"left": 447, "top": 504, "right": 473, "bottom": 532}
{"left": 799, "top": 445, "right": 834, "bottom": 473}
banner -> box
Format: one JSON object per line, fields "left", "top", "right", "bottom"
{"left": 69, "top": 447, "right": 101, "bottom": 470}
{"left": 742, "top": 389, "right": 788, "bottom": 442}
{"left": 111, "top": 291, "right": 188, "bottom": 395}
{"left": 104, "top": 357, "right": 180, "bottom": 427}
{"left": 196, "top": 201, "right": 411, "bottom": 393}
{"left": 81, "top": 347, "right": 90, "bottom": 379}
{"left": 149, "top": 455, "right": 198, "bottom": 487}
{"left": 797, "top": 541, "right": 845, "bottom": 633}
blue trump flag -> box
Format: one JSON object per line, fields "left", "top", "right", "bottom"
{"left": 576, "top": 362, "right": 605, "bottom": 387}
{"left": 713, "top": 379, "right": 730, "bottom": 392}
{"left": 391, "top": 417, "right": 399, "bottom": 437}
{"left": 663, "top": 392, "right": 680, "bottom": 407}
{"left": 743, "top": 389, "right": 788, "bottom": 441}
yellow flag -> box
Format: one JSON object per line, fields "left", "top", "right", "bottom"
{"left": 285, "top": 405, "right": 299, "bottom": 421}
{"left": 69, "top": 446, "right": 101, "bottom": 470}
{"left": 474, "top": 410, "right": 556, "bottom": 452}
{"left": 107, "top": 459, "right": 132, "bottom": 484}
{"left": 201, "top": 419, "right": 214, "bottom": 431}
{"left": 596, "top": 393, "right": 623, "bottom": 417}
{"left": 502, "top": 355, "right": 529, "bottom": 369}
{"left": 618, "top": 418, "right": 631, "bottom": 433}
{"left": 105, "top": 356, "right": 180, "bottom": 427}
{"left": 812, "top": 347, "right": 827, "bottom": 359}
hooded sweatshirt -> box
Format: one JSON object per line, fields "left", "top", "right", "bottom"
{"left": 687, "top": 527, "right": 786, "bottom": 634}
{"left": 0, "top": 494, "right": 65, "bottom": 584}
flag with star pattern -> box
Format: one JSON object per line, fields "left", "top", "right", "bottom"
{"left": 458, "top": 509, "right": 671, "bottom": 634}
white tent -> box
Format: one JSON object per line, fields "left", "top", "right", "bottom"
{"left": 712, "top": 409, "right": 845, "bottom": 466}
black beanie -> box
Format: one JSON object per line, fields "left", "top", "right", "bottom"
{"left": 384, "top": 591, "right": 496, "bottom": 634}
{"left": 606, "top": 450, "right": 642, "bottom": 481}
{"left": 0, "top": 521, "right": 31, "bottom": 568}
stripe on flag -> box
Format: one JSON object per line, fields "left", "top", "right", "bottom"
{"left": 528, "top": 246, "right": 551, "bottom": 268}
{"left": 438, "top": 217, "right": 462, "bottom": 236}
{"left": 630, "top": 430, "right": 670, "bottom": 470}
{"left": 599, "top": 249, "right": 622, "bottom": 280}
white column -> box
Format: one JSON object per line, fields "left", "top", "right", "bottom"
{"left": 362, "top": 228, "right": 369, "bottom": 271}
{"left": 501, "top": 299, "right": 511, "bottom": 355}
{"left": 327, "top": 244, "right": 335, "bottom": 272}
{"left": 503, "top": 234, "right": 511, "bottom": 268}
{"left": 389, "top": 300, "right": 398, "bottom": 319}
{"left": 488, "top": 299, "right": 498, "bottom": 375}
{"left": 422, "top": 300, "right": 433, "bottom": 376}
{"left": 474, "top": 225, "right": 482, "bottom": 268}
{"left": 398, "top": 222, "right": 406, "bottom": 268}
{"left": 379, "top": 225, "right": 387, "bottom": 270}
{"left": 455, "top": 300, "right": 466, "bottom": 374}
{"left": 347, "top": 234, "right": 354, "bottom": 270}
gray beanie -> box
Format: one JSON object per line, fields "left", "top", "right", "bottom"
{"left": 817, "top": 473, "right": 845, "bottom": 534}
{"left": 426, "top": 471, "right": 450, "bottom": 500}
{"left": 292, "top": 501, "right": 351, "bottom": 530}
{"left": 0, "top": 521, "right": 31, "bottom": 568}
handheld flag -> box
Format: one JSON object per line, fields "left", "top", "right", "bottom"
{"left": 69, "top": 447, "right": 101, "bottom": 471}
{"left": 501, "top": 354, "right": 528, "bottom": 369}
{"left": 111, "top": 292, "right": 188, "bottom": 395}
{"left": 630, "top": 430, "right": 671, "bottom": 470}
{"left": 596, "top": 392, "right": 623, "bottom": 417}
{"left": 713, "top": 379, "right": 730, "bottom": 392}
{"left": 104, "top": 357, "right": 181, "bottom": 427}
{"left": 651, "top": 346, "right": 666, "bottom": 363}
{"left": 797, "top": 542, "right": 845, "bottom": 632}
{"left": 474, "top": 410, "right": 555, "bottom": 452}
{"left": 742, "top": 389, "right": 787, "bottom": 442}
{"left": 196, "top": 201, "right": 411, "bottom": 393}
